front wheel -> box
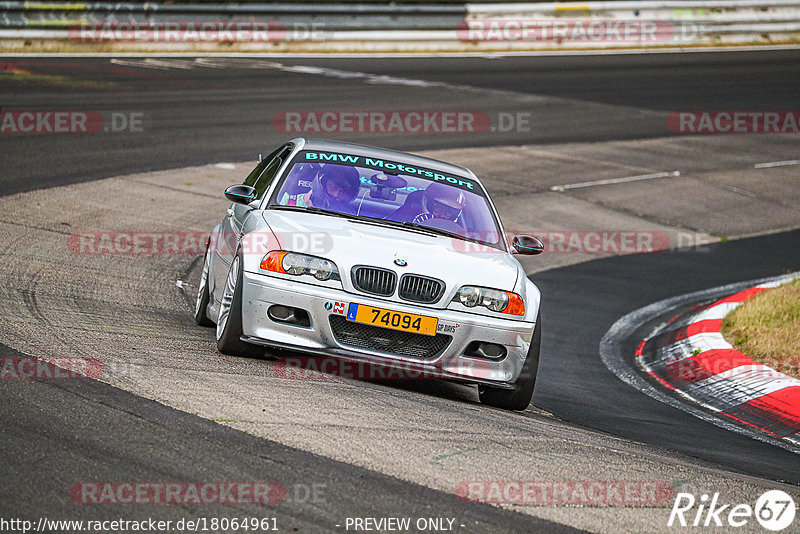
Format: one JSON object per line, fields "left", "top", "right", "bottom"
{"left": 194, "top": 245, "right": 214, "bottom": 327}
{"left": 215, "top": 252, "right": 261, "bottom": 357}
{"left": 479, "top": 312, "right": 541, "bottom": 411}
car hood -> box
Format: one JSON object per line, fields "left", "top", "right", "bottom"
{"left": 262, "top": 211, "right": 521, "bottom": 299}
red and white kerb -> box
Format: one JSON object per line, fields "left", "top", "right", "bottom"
{"left": 637, "top": 279, "right": 800, "bottom": 444}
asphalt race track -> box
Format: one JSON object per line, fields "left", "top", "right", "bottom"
{"left": 1, "top": 50, "right": 799, "bottom": 533}
{"left": 534, "top": 229, "right": 800, "bottom": 483}
{"left": 1, "top": 50, "right": 799, "bottom": 195}
{"left": 0, "top": 345, "right": 577, "bottom": 533}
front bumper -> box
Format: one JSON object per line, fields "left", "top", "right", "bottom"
{"left": 240, "top": 270, "right": 536, "bottom": 387}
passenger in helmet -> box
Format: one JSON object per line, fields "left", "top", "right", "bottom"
{"left": 413, "top": 182, "right": 466, "bottom": 225}
{"left": 280, "top": 164, "right": 361, "bottom": 211}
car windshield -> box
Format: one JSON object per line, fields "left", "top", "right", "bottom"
{"left": 268, "top": 150, "right": 504, "bottom": 249}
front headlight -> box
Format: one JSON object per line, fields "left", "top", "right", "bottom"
{"left": 260, "top": 251, "right": 340, "bottom": 281}
{"left": 454, "top": 286, "right": 525, "bottom": 316}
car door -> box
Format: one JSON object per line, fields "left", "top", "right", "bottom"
{"left": 211, "top": 144, "right": 293, "bottom": 305}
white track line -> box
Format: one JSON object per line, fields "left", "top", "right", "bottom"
{"left": 754, "top": 160, "right": 800, "bottom": 169}
{"left": 550, "top": 171, "right": 680, "bottom": 192}
{"left": 111, "top": 57, "right": 551, "bottom": 103}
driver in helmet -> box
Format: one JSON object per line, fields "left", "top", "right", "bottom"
{"left": 280, "top": 164, "right": 361, "bottom": 211}
{"left": 412, "top": 182, "right": 466, "bottom": 225}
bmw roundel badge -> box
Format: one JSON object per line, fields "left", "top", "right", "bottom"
{"left": 394, "top": 258, "right": 407, "bottom": 267}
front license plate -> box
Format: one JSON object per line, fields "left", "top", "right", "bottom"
{"left": 346, "top": 303, "right": 438, "bottom": 336}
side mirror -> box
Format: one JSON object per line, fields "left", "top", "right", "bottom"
{"left": 224, "top": 185, "right": 257, "bottom": 205}
{"left": 512, "top": 235, "right": 544, "bottom": 255}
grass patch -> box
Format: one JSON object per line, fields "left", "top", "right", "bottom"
{"left": 721, "top": 278, "right": 800, "bottom": 379}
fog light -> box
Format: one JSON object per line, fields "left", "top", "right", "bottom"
{"left": 464, "top": 341, "right": 507, "bottom": 360}
{"left": 268, "top": 305, "right": 310, "bottom": 327}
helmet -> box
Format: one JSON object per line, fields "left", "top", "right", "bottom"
{"left": 310, "top": 164, "right": 361, "bottom": 209}
{"left": 422, "top": 183, "right": 466, "bottom": 222}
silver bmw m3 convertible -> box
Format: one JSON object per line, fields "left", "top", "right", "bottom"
{"left": 195, "top": 138, "right": 543, "bottom": 410}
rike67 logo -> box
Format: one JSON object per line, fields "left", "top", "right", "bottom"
{"left": 668, "top": 490, "right": 796, "bottom": 531}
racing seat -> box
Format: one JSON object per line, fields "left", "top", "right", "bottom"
{"left": 285, "top": 176, "right": 312, "bottom": 197}
{"left": 277, "top": 165, "right": 317, "bottom": 205}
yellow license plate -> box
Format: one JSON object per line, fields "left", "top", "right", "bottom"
{"left": 346, "top": 303, "right": 438, "bottom": 336}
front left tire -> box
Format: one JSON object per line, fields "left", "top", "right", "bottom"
{"left": 194, "top": 245, "right": 214, "bottom": 327}
{"left": 215, "top": 252, "right": 261, "bottom": 357}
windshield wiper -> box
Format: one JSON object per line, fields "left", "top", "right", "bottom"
{"left": 351, "top": 215, "right": 438, "bottom": 235}
{"left": 412, "top": 225, "right": 493, "bottom": 248}
{"left": 269, "top": 205, "right": 499, "bottom": 249}
{"left": 268, "top": 204, "right": 353, "bottom": 220}
{"left": 354, "top": 216, "right": 496, "bottom": 248}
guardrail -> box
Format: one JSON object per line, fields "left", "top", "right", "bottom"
{"left": 0, "top": 1, "right": 798, "bottom": 52}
